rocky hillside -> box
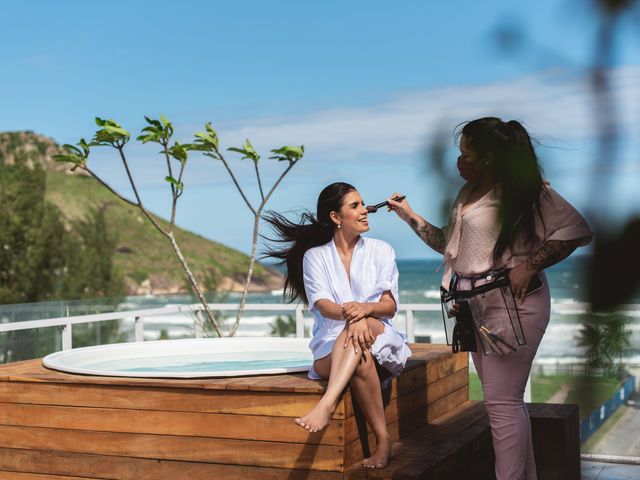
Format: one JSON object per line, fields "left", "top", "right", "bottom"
{"left": 0, "top": 131, "right": 283, "bottom": 295}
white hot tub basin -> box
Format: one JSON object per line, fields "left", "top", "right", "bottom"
{"left": 42, "top": 337, "right": 313, "bottom": 378}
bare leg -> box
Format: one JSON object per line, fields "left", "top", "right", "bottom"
{"left": 295, "top": 327, "right": 363, "bottom": 432}
{"left": 349, "top": 320, "right": 392, "bottom": 468}
{"left": 296, "top": 318, "right": 392, "bottom": 468}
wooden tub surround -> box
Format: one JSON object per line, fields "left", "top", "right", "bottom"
{"left": 0, "top": 343, "right": 579, "bottom": 479}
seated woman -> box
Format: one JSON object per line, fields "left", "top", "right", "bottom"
{"left": 264, "top": 182, "right": 411, "bottom": 469}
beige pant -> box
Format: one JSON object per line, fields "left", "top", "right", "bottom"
{"left": 462, "top": 272, "right": 550, "bottom": 480}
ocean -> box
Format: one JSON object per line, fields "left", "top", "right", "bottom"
{"left": 115, "top": 255, "right": 640, "bottom": 366}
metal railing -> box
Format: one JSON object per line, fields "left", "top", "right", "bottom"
{"left": 3, "top": 300, "right": 634, "bottom": 347}
{"left": 0, "top": 302, "right": 442, "bottom": 347}
{"left": 1, "top": 301, "right": 638, "bottom": 404}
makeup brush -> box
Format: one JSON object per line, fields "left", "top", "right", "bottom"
{"left": 366, "top": 196, "right": 406, "bottom": 213}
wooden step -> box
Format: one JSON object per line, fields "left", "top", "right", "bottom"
{"left": 529, "top": 403, "right": 580, "bottom": 480}
{"left": 345, "top": 401, "right": 494, "bottom": 480}
{"left": 345, "top": 402, "right": 581, "bottom": 480}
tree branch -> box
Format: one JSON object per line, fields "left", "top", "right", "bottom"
{"left": 229, "top": 160, "right": 298, "bottom": 336}
{"left": 171, "top": 160, "right": 187, "bottom": 227}
{"left": 259, "top": 161, "right": 296, "bottom": 213}
{"left": 254, "top": 162, "right": 265, "bottom": 202}
{"left": 213, "top": 149, "right": 256, "bottom": 215}
{"left": 83, "top": 167, "right": 138, "bottom": 208}
{"left": 163, "top": 141, "right": 176, "bottom": 198}
{"left": 116, "top": 145, "right": 169, "bottom": 237}
{"left": 167, "top": 233, "right": 222, "bottom": 337}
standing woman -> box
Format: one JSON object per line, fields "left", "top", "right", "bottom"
{"left": 264, "top": 182, "right": 411, "bottom": 469}
{"left": 388, "top": 117, "right": 592, "bottom": 480}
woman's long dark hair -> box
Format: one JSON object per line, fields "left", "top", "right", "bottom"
{"left": 263, "top": 182, "right": 356, "bottom": 304}
{"left": 458, "top": 117, "right": 548, "bottom": 263}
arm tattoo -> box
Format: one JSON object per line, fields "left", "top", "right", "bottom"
{"left": 409, "top": 218, "right": 445, "bottom": 254}
{"left": 526, "top": 239, "right": 582, "bottom": 272}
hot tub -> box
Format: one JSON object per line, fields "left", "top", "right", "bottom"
{"left": 42, "top": 337, "right": 313, "bottom": 378}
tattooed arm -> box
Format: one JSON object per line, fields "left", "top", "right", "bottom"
{"left": 387, "top": 194, "right": 446, "bottom": 254}
{"left": 408, "top": 216, "right": 446, "bottom": 254}
{"left": 525, "top": 239, "right": 584, "bottom": 272}
{"left": 509, "top": 239, "right": 585, "bottom": 303}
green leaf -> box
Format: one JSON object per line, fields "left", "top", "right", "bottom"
{"left": 92, "top": 118, "right": 131, "bottom": 146}
{"left": 169, "top": 142, "right": 188, "bottom": 163}
{"left": 228, "top": 139, "right": 260, "bottom": 163}
{"left": 78, "top": 138, "right": 90, "bottom": 156}
{"left": 192, "top": 123, "right": 219, "bottom": 151}
{"left": 103, "top": 125, "right": 130, "bottom": 136}
{"left": 144, "top": 116, "right": 161, "bottom": 128}
{"left": 227, "top": 147, "right": 247, "bottom": 154}
{"left": 62, "top": 144, "right": 82, "bottom": 156}
{"left": 270, "top": 145, "right": 305, "bottom": 163}
{"left": 205, "top": 122, "right": 217, "bottom": 136}
{"left": 164, "top": 175, "right": 184, "bottom": 189}
{"left": 52, "top": 140, "right": 89, "bottom": 167}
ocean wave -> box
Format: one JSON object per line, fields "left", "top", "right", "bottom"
{"left": 423, "top": 290, "right": 441, "bottom": 299}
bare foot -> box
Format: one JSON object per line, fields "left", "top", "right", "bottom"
{"left": 294, "top": 402, "right": 333, "bottom": 433}
{"left": 362, "top": 435, "right": 392, "bottom": 469}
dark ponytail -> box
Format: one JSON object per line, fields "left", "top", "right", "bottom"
{"left": 458, "top": 117, "right": 547, "bottom": 263}
{"left": 263, "top": 182, "right": 356, "bottom": 304}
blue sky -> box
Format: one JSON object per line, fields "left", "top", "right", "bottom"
{"left": 2, "top": 1, "right": 639, "bottom": 259}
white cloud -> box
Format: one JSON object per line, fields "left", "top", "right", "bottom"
{"left": 217, "top": 65, "right": 640, "bottom": 160}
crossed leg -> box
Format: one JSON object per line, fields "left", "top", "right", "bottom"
{"left": 295, "top": 318, "right": 392, "bottom": 468}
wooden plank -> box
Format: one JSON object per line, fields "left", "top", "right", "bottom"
{"left": 426, "top": 352, "right": 468, "bottom": 384}
{"left": 0, "top": 425, "right": 344, "bottom": 472}
{"left": 0, "top": 472, "right": 97, "bottom": 480}
{"left": 343, "top": 401, "right": 492, "bottom": 479}
{"left": 427, "top": 385, "right": 469, "bottom": 422}
{"left": 344, "top": 401, "right": 486, "bottom": 469}
{"left": 529, "top": 403, "right": 580, "bottom": 480}
{"left": 343, "top": 353, "right": 467, "bottom": 419}
{"left": 0, "top": 382, "right": 336, "bottom": 418}
{"left": 343, "top": 368, "right": 470, "bottom": 443}
{"left": 0, "top": 448, "right": 343, "bottom": 480}
{"left": 0, "top": 345, "right": 460, "bottom": 394}
{"left": 344, "top": 414, "right": 412, "bottom": 467}
{"left": 0, "top": 359, "right": 326, "bottom": 393}
{"left": 0, "top": 402, "right": 344, "bottom": 446}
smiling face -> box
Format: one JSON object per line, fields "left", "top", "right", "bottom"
{"left": 330, "top": 190, "right": 369, "bottom": 235}
{"left": 456, "top": 135, "right": 486, "bottom": 182}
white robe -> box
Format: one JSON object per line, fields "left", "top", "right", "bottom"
{"left": 302, "top": 236, "right": 412, "bottom": 381}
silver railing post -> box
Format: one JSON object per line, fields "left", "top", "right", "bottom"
{"left": 295, "top": 305, "right": 305, "bottom": 338}
{"left": 406, "top": 309, "right": 415, "bottom": 343}
{"left": 194, "top": 310, "right": 204, "bottom": 339}
{"left": 134, "top": 316, "right": 144, "bottom": 342}
{"left": 524, "top": 374, "right": 532, "bottom": 403}
{"left": 61, "top": 323, "right": 72, "bottom": 350}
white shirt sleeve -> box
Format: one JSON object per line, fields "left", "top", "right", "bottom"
{"left": 373, "top": 243, "right": 400, "bottom": 314}
{"left": 302, "top": 249, "right": 334, "bottom": 311}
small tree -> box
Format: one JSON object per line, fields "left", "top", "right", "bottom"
{"left": 602, "top": 315, "right": 631, "bottom": 374}
{"left": 189, "top": 123, "right": 304, "bottom": 336}
{"left": 576, "top": 321, "right": 607, "bottom": 375}
{"left": 577, "top": 316, "right": 632, "bottom": 375}
{"left": 55, "top": 116, "right": 224, "bottom": 336}
{"left": 55, "top": 116, "right": 303, "bottom": 337}
{"left": 269, "top": 315, "right": 297, "bottom": 338}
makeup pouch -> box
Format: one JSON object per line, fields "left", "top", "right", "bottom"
{"left": 441, "top": 269, "right": 526, "bottom": 355}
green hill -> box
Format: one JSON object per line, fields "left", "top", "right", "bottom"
{"left": 0, "top": 131, "right": 282, "bottom": 295}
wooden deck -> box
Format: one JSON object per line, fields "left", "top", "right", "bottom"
{"left": 0, "top": 343, "right": 469, "bottom": 479}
